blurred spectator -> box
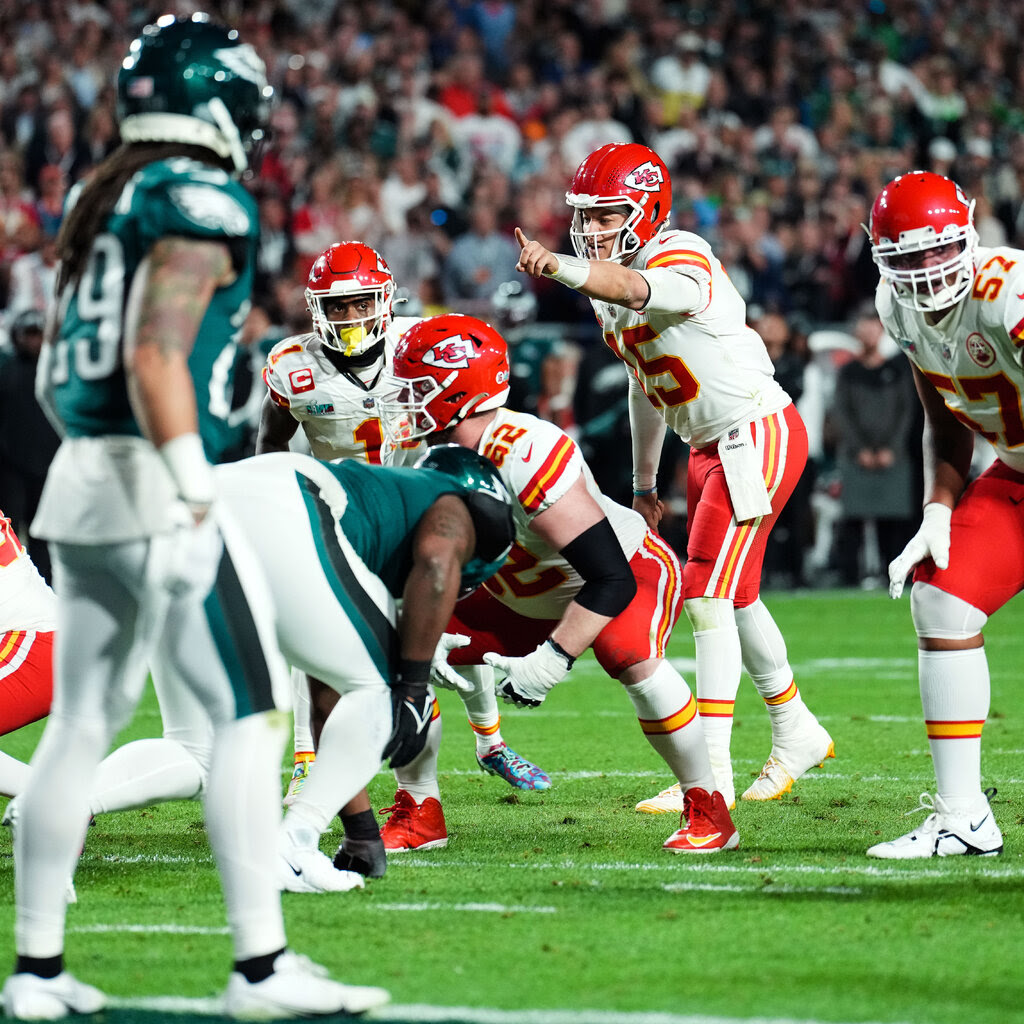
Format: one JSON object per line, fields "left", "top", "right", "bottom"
{"left": 24, "top": 105, "right": 89, "bottom": 191}
{"left": 32, "top": 163, "right": 64, "bottom": 238}
{"left": 0, "top": 150, "right": 40, "bottom": 307}
{"left": 451, "top": 90, "right": 521, "bottom": 177}
{"left": 829, "top": 310, "right": 916, "bottom": 588}
{"left": 442, "top": 201, "right": 520, "bottom": 304}
{"left": 0, "top": 308, "right": 59, "bottom": 582}
{"left": 253, "top": 183, "right": 296, "bottom": 305}
{"left": 649, "top": 30, "right": 711, "bottom": 123}
{"left": 561, "top": 94, "right": 632, "bottom": 170}
{"left": 291, "top": 158, "right": 353, "bottom": 279}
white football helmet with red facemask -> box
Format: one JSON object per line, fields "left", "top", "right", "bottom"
{"left": 566, "top": 143, "right": 672, "bottom": 262}
{"left": 868, "top": 171, "right": 978, "bottom": 313}
{"left": 381, "top": 314, "right": 510, "bottom": 444}
{"left": 305, "top": 241, "right": 395, "bottom": 359}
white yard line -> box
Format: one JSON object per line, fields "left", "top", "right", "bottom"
{"left": 107, "top": 996, "right": 915, "bottom": 1024}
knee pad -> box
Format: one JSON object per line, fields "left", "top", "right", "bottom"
{"left": 910, "top": 582, "right": 987, "bottom": 640}
{"left": 684, "top": 596, "right": 734, "bottom": 634}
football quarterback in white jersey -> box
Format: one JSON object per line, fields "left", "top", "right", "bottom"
{"left": 864, "top": 171, "right": 1022, "bottom": 859}
{"left": 255, "top": 243, "right": 549, "bottom": 872}
{"left": 514, "top": 143, "right": 832, "bottom": 814}
{"left": 380, "top": 313, "right": 739, "bottom": 854}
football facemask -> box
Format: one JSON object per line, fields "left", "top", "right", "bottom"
{"left": 868, "top": 171, "right": 978, "bottom": 313}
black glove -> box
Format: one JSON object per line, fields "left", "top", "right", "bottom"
{"left": 382, "top": 663, "right": 433, "bottom": 769}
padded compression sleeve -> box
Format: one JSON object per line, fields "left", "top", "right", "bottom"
{"left": 559, "top": 518, "right": 637, "bottom": 618}
{"left": 629, "top": 374, "right": 665, "bottom": 492}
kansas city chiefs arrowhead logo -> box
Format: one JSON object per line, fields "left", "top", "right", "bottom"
{"left": 624, "top": 161, "right": 664, "bottom": 191}
{"left": 423, "top": 334, "right": 478, "bottom": 369}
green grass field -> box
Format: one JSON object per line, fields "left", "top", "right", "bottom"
{"left": 2, "top": 588, "right": 1023, "bottom": 1024}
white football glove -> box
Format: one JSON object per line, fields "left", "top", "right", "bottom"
{"left": 887, "top": 502, "right": 952, "bottom": 599}
{"left": 430, "top": 633, "right": 473, "bottom": 695}
{"left": 484, "top": 640, "right": 573, "bottom": 708}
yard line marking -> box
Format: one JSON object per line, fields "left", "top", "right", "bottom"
{"left": 661, "top": 882, "right": 862, "bottom": 896}
{"left": 394, "top": 856, "right": 1024, "bottom": 881}
{"left": 71, "top": 924, "right": 230, "bottom": 935}
{"left": 108, "top": 996, "right": 919, "bottom": 1024}
{"left": 374, "top": 901, "right": 556, "bottom": 913}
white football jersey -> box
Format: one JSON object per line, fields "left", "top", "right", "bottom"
{"left": 877, "top": 246, "right": 1024, "bottom": 473}
{"left": 476, "top": 408, "right": 648, "bottom": 619}
{"left": 0, "top": 513, "right": 55, "bottom": 632}
{"left": 263, "top": 316, "right": 422, "bottom": 465}
{"left": 592, "top": 229, "right": 790, "bottom": 448}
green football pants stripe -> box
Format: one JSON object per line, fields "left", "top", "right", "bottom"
{"left": 203, "top": 543, "right": 276, "bottom": 718}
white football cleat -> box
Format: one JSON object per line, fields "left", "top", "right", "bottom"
{"left": 2, "top": 971, "right": 106, "bottom": 1020}
{"left": 867, "top": 789, "right": 1003, "bottom": 859}
{"left": 278, "top": 845, "right": 365, "bottom": 894}
{"left": 224, "top": 951, "right": 389, "bottom": 1018}
{"left": 635, "top": 782, "right": 685, "bottom": 814}
{"left": 741, "top": 719, "right": 834, "bottom": 801}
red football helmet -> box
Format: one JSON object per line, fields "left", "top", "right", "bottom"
{"left": 305, "top": 241, "right": 395, "bottom": 357}
{"left": 566, "top": 143, "right": 672, "bottom": 261}
{"left": 868, "top": 171, "right": 978, "bottom": 312}
{"left": 381, "top": 314, "right": 511, "bottom": 444}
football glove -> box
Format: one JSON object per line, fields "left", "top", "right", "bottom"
{"left": 382, "top": 682, "right": 433, "bottom": 769}
{"left": 888, "top": 502, "right": 952, "bottom": 599}
{"left": 484, "top": 639, "right": 573, "bottom": 708}
{"left": 430, "top": 633, "right": 474, "bottom": 695}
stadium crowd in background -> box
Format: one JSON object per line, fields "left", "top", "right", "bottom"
{"left": 0, "top": 0, "right": 1023, "bottom": 585}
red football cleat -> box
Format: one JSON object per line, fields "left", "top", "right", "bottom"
{"left": 379, "top": 789, "right": 448, "bottom": 852}
{"left": 663, "top": 787, "right": 739, "bottom": 854}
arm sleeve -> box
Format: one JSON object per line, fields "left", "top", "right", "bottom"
{"left": 628, "top": 373, "right": 665, "bottom": 491}
{"left": 559, "top": 518, "right": 637, "bottom": 618}
{"left": 636, "top": 267, "right": 703, "bottom": 314}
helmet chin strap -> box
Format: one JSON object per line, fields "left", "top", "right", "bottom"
{"left": 207, "top": 97, "right": 247, "bottom": 174}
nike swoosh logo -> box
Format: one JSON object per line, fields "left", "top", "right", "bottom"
{"left": 285, "top": 861, "right": 302, "bottom": 877}
{"left": 1010, "top": 495, "right": 1024, "bottom": 505}
{"left": 522, "top": 444, "right": 534, "bottom": 463}
{"left": 970, "top": 813, "right": 990, "bottom": 832}
{"left": 683, "top": 832, "right": 722, "bottom": 847}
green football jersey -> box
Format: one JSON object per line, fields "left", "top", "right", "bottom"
{"left": 47, "top": 157, "right": 258, "bottom": 463}
{"left": 297, "top": 460, "right": 471, "bottom": 597}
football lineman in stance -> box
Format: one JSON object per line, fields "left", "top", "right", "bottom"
{"left": 3, "top": 15, "right": 387, "bottom": 1019}
{"left": 257, "top": 241, "right": 549, "bottom": 857}
{"left": 0, "top": 511, "right": 55, "bottom": 798}
{"left": 382, "top": 314, "right": 739, "bottom": 854}
{"left": 515, "top": 143, "right": 833, "bottom": 813}
{"left": 865, "top": 171, "right": 1014, "bottom": 858}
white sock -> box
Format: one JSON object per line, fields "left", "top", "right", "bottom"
{"left": 394, "top": 699, "right": 442, "bottom": 803}
{"left": 735, "top": 599, "right": 810, "bottom": 735}
{"left": 624, "top": 661, "right": 713, "bottom": 792}
{"left": 287, "top": 687, "right": 392, "bottom": 833}
{"left": 919, "top": 648, "right": 990, "bottom": 811}
{"left": 686, "top": 598, "right": 742, "bottom": 760}
{"left": 15, "top": 714, "right": 109, "bottom": 957}
{"left": 0, "top": 750, "right": 31, "bottom": 798}
{"left": 89, "top": 738, "right": 204, "bottom": 815}
{"left": 202, "top": 711, "right": 288, "bottom": 961}
{"left": 457, "top": 665, "right": 504, "bottom": 752}
{"left": 291, "top": 668, "right": 314, "bottom": 756}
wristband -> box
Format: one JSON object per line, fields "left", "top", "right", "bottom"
{"left": 159, "top": 432, "right": 215, "bottom": 506}
{"left": 546, "top": 638, "right": 576, "bottom": 671}
{"left": 396, "top": 658, "right": 431, "bottom": 687}
{"left": 544, "top": 254, "right": 590, "bottom": 290}
{"left": 633, "top": 486, "right": 657, "bottom": 497}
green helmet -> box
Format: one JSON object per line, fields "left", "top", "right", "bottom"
{"left": 416, "top": 444, "right": 516, "bottom": 592}
{"left": 118, "top": 13, "right": 273, "bottom": 174}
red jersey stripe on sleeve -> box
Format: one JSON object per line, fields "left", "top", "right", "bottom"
{"left": 518, "top": 435, "right": 577, "bottom": 512}
{"left": 647, "top": 250, "right": 713, "bottom": 273}
{"left": 262, "top": 366, "right": 291, "bottom": 409}
{"left": 1010, "top": 313, "right": 1024, "bottom": 347}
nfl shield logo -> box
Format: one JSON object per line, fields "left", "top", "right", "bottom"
{"left": 363, "top": 398, "right": 375, "bottom": 410}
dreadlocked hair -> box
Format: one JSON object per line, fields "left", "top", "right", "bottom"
{"left": 56, "top": 142, "right": 235, "bottom": 296}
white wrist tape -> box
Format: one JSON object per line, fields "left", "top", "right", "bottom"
{"left": 159, "top": 432, "right": 215, "bottom": 507}
{"left": 544, "top": 254, "right": 590, "bottom": 289}
{"left": 921, "top": 502, "right": 952, "bottom": 529}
